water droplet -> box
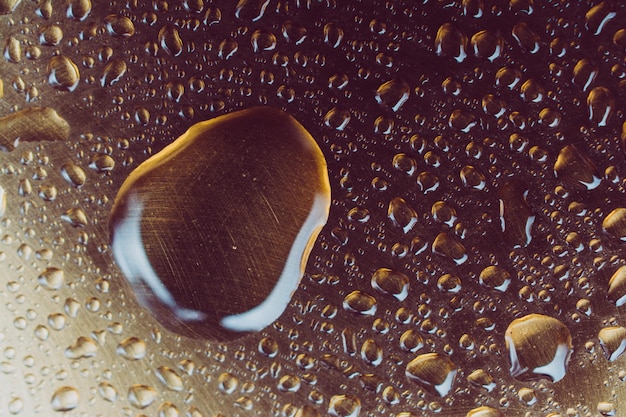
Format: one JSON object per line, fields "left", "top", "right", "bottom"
{"left": 471, "top": 30, "right": 503, "bottom": 62}
{"left": 405, "top": 353, "right": 457, "bottom": 397}
{"left": 467, "top": 369, "right": 496, "bottom": 392}
{"left": 98, "top": 382, "right": 117, "bottom": 402}
{"left": 89, "top": 153, "right": 115, "bottom": 171}
{"left": 158, "top": 25, "right": 184, "bottom": 56}
{"left": 235, "top": 0, "right": 271, "bottom": 22}
{"left": 258, "top": 336, "right": 278, "bottom": 357}
{"left": 217, "top": 372, "right": 239, "bottom": 394}
{"left": 4, "top": 36, "right": 21, "bottom": 63}
{"left": 361, "top": 338, "right": 383, "bottom": 366}
{"left": 218, "top": 38, "right": 238, "bottom": 59}
{"left": 328, "top": 394, "right": 361, "bottom": 417}
{"left": 65, "top": 336, "right": 98, "bottom": 359}
{"left": 460, "top": 165, "right": 486, "bottom": 190}
{"left": 498, "top": 179, "right": 534, "bottom": 247}
{"left": 587, "top": 86, "right": 614, "bottom": 126}
{"left": 608, "top": 266, "right": 626, "bottom": 306}
{"left": 388, "top": 197, "right": 417, "bottom": 233}
{"left": 598, "top": 326, "right": 626, "bottom": 362}
{"left": 0, "top": 0, "right": 20, "bottom": 14}
{"left": 278, "top": 374, "right": 301, "bottom": 392}
{"left": 435, "top": 23, "right": 468, "bottom": 62}
{"left": 47, "top": 55, "right": 80, "bottom": 91}
{"left": 61, "top": 207, "right": 88, "bottom": 227}
{"left": 520, "top": 79, "right": 544, "bottom": 102}
{"left": 116, "top": 337, "right": 146, "bottom": 360}
{"left": 0, "top": 107, "right": 69, "bottom": 152}
{"left": 38, "top": 267, "right": 64, "bottom": 290}
{"left": 156, "top": 366, "right": 183, "bottom": 391}
{"left": 323, "top": 22, "right": 344, "bottom": 48}
{"left": 343, "top": 291, "right": 377, "bottom": 316}
{"left": 505, "top": 314, "right": 573, "bottom": 382}
{"left": 432, "top": 232, "right": 467, "bottom": 264}
{"left": 512, "top": 22, "right": 540, "bottom": 53}
{"left": 375, "top": 79, "right": 410, "bottom": 112}
{"left": 585, "top": 2, "right": 616, "bottom": 36}
{"left": 66, "top": 0, "right": 91, "bottom": 21}
{"left": 400, "top": 329, "right": 424, "bottom": 352}
{"left": 597, "top": 401, "right": 616, "bottom": 417}
{"left": 100, "top": 58, "right": 127, "bottom": 87}
{"left": 324, "top": 107, "right": 351, "bottom": 131}
{"left": 554, "top": 144, "right": 601, "bottom": 190}
{"left": 38, "top": 24, "right": 63, "bottom": 46}
{"left": 104, "top": 14, "right": 135, "bottom": 37}
{"left": 50, "top": 386, "right": 79, "bottom": 412}
{"left": 573, "top": 58, "right": 598, "bottom": 91}
{"left": 61, "top": 162, "right": 86, "bottom": 188}
{"left": 128, "top": 384, "right": 157, "bottom": 409}
{"left": 8, "top": 396, "right": 23, "bottom": 414}
{"left": 479, "top": 266, "right": 511, "bottom": 292}
{"left": 371, "top": 268, "right": 410, "bottom": 301}
{"left": 110, "top": 107, "right": 330, "bottom": 341}
{"left": 251, "top": 29, "right": 277, "bottom": 52}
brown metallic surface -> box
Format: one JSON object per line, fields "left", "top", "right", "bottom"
{"left": 1, "top": 1, "right": 625, "bottom": 416}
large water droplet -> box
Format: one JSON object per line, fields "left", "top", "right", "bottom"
{"left": 505, "top": 314, "right": 573, "bottom": 382}
{"left": 110, "top": 107, "right": 330, "bottom": 341}
{"left": 0, "top": 107, "right": 69, "bottom": 152}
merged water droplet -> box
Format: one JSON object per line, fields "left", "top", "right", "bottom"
{"left": 110, "top": 107, "right": 330, "bottom": 341}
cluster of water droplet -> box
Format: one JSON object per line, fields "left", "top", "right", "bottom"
{"left": 2, "top": 0, "right": 626, "bottom": 416}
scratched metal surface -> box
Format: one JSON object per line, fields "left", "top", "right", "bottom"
{"left": 1, "top": 1, "right": 626, "bottom": 416}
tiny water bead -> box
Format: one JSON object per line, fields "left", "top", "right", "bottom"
{"left": 110, "top": 107, "right": 331, "bottom": 341}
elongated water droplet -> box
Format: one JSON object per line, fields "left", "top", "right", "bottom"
{"left": 0, "top": 107, "right": 69, "bottom": 152}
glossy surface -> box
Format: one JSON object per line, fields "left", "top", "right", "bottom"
{"left": 1, "top": 1, "right": 626, "bottom": 416}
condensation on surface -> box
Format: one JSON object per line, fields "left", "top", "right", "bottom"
{"left": 2, "top": 1, "right": 626, "bottom": 416}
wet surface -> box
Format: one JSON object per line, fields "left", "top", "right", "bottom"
{"left": 1, "top": 1, "right": 626, "bottom": 416}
